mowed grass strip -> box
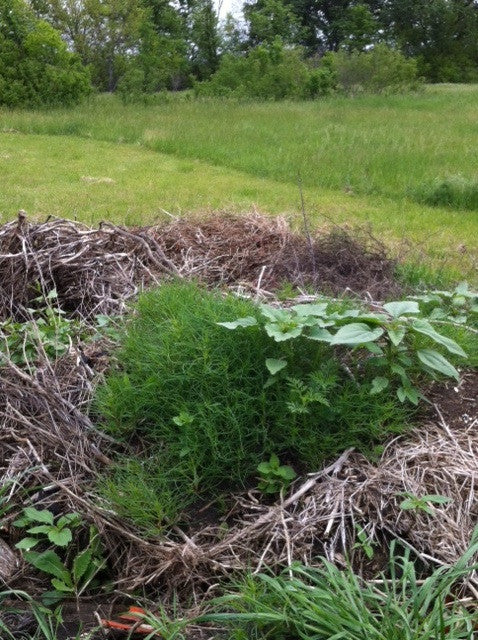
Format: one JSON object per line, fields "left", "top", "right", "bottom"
{"left": 2, "top": 87, "right": 478, "bottom": 201}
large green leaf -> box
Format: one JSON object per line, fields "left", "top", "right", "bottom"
{"left": 217, "top": 316, "right": 258, "bottom": 330}
{"left": 330, "top": 323, "right": 383, "bottom": 345}
{"left": 15, "top": 537, "right": 40, "bottom": 550}
{"left": 48, "top": 527, "right": 72, "bottom": 547}
{"left": 417, "top": 349, "right": 459, "bottom": 380}
{"left": 27, "top": 525, "right": 51, "bottom": 535}
{"left": 421, "top": 494, "right": 452, "bottom": 504}
{"left": 260, "top": 306, "right": 290, "bottom": 322}
{"left": 353, "top": 312, "right": 388, "bottom": 324}
{"left": 291, "top": 303, "right": 328, "bottom": 316}
{"left": 411, "top": 319, "right": 467, "bottom": 357}
{"left": 23, "top": 507, "right": 54, "bottom": 525}
{"left": 387, "top": 327, "right": 406, "bottom": 346}
{"left": 73, "top": 548, "right": 93, "bottom": 583}
{"left": 364, "top": 342, "right": 384, "bottom": 355}
{"left": 265, "top": 358, "right": 287, "bottom": 375}
{"left": 383, "top": 301, "right": 420, "bottom": 318}
{"left": 51, "top": 578, "right": 74, "bottom": 593}
{"left": 277, "top": 465, "right": 296, "bottom": 480}
{"left": 24, "top": 550, "right": 71, "bottom": 583}
{"left": 396, "top": 384, "right": 419, "bottom": 405}
{"left": 265, "top": 323, "right": 302, "bottom": 342}
{"left": 57, "top": 513, "right": 81, "bottom": 528}
{"left": 370, "top": 377, "right": 389, "bottom": 395}
{"left": 306, "top": 326, "right": 332, "bottom": 342}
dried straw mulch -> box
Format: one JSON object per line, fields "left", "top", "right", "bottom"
{"left": 155, "top": 214, "right": 400, "bottom": 298}
{"left": 0, "top": 213, "right": 180, "bottom": 319}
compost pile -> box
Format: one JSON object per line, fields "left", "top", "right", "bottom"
{"left": 0, "top": 212, "right": 400, "bottom": 321}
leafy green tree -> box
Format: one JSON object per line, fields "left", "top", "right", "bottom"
{"left": 283, "top": 0, "right": 381, "bottom": 53}
{"left": 0, "top": 0, "right": 91, "bottom": 107}
{"left": 141, "top": 0, "right": 189, "bottom": 88}
{"left": 243, "top": 0, "right": 301, "bottom": 46}
{"left": 30, "top": 0, "right": 172, "bottom": 91}
{"left": 190, "top": 0, "right": 220, "bottom": 79}
{"left": 382, "top": 0, "right": 478, "bottom": 81}
{"left": 220, "top": 12, "right": 246, "bottom": 56}
{"left": 117, "top": 18, "right": 189, "bottom": 100}
{"left": 336, "top": 3, "right": 379, "bottom": 51}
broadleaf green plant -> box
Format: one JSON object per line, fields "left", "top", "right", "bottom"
{"left": 14, "top": 508, "right": 82, "bottom": 549}
{"left": 410, "top": 282, "right": 478, "bottom": 325}
{"left": 257, "top": 454, "right": 296, "bottom": 494}
{"left": 219, "top": 290, "right": 473, "bottom": 405}
{"left": 399, "top": 492, "right": 452, "bottom": 516}
{"left": 13, "top": 508, "right": 105, "bottom": 604}
{"left": 0, "top": 291, "right": 78, "bottom": 369}
{"left": 352, "top": 525, "right": 375, "bottom": 560}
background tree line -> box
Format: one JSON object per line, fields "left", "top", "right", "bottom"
{"left": 1, "top": 0, "right": 478, "bottom": 106}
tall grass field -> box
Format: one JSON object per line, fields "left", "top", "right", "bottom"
{"left": 0, "top": 84, "right": 477, "bottom": 272}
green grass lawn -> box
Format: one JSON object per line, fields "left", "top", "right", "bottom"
{"left": 0, "top": 86, "right": 476, "bottom": 273}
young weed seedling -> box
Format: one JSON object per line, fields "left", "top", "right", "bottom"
{"left": 398, "top": 492, "right": 452, "bottom": 516}
{"left": 13, "top": 507, "right": 106, "bottom": 604}
{"left": 257, "top": 454, "right": 296, "bottom": 494}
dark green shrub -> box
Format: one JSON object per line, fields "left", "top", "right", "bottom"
{"left": 0, "top": 0, "right": 91, "bottom": 108}
{"left": 96, "top": 282, "right": 407, "bottom": 528}
{"left": 196, "top": 38, "right": 334, "bottom": 100}
{"left": 412, "top": 175, "right": 478, "bottom": 211}
{"left": 328, "top": 44, "right": 421, "bottom": 95}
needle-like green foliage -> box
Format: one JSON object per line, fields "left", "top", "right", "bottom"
{"left": 96, "top": 282, "right": 407, "bottom": 528}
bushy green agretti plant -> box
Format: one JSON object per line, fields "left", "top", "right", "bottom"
{"left": 96, "top": 282, "right": 407, "bottom": 529}
{"left": 202, "top": 531, "right": 478, "bottom": 640}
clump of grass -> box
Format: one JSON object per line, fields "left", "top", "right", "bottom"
{"left": 96, "top": 281, "right": 408, "bottom": 529}
{"left": 413, "top": 175, "right": 478, "bottom": 210}
{"left": 394, "top": 261, "right": 458, "bottom": 291}
{"left": 203, "top": 537, "right": 478, "bottom": 640}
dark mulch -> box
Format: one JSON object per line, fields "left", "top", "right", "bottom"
{"left": 427, "top": 370, "right": 478, "bottom": 430}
